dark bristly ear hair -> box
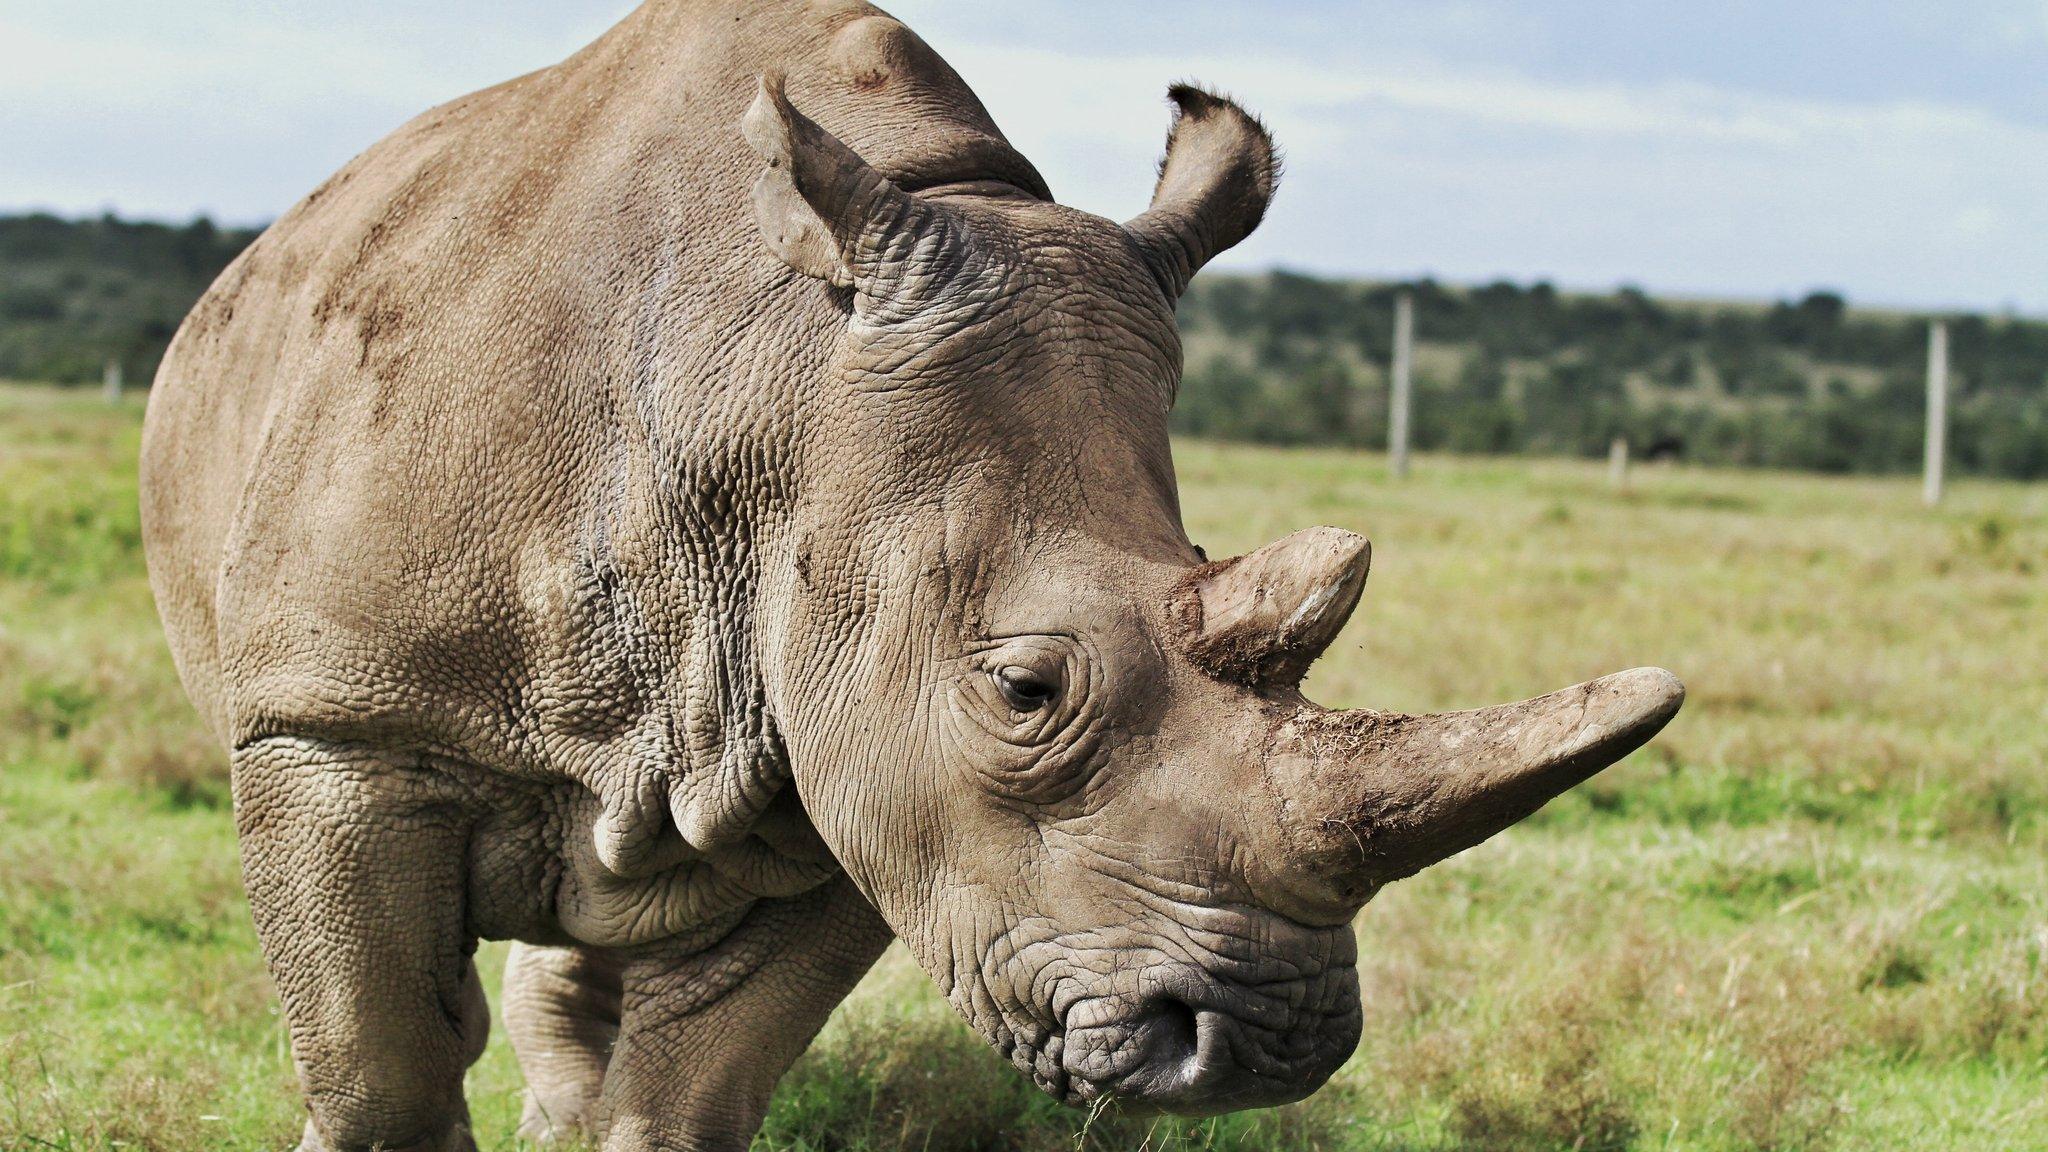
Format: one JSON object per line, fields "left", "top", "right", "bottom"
{"left": 1123, "top": 83, "right": 1280, "bottom": 300}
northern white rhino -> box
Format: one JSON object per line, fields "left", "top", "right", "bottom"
{"left": 140, "top": 1, "right": 1683, "bottom": 1148}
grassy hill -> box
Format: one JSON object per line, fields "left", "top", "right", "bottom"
{"left": 3, "top": 383, "right": 2044, "bottom": 1150}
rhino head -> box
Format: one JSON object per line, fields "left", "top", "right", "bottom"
{"left": 741, "top": 76, "right": 1683, "bottom": 1113}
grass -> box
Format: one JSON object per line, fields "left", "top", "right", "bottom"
{"left": 2, "top": 380, "right": 2044, "bottom": 1150}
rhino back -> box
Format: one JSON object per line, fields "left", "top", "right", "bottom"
{"left": 140, "top": 0, "right": 1047, "bottom": 764}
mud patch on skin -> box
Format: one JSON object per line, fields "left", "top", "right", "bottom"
{"left": 1259, "top": 708, "right": 1416, "bottom": 911}
{"left": 179, "top": 255, "right": 257, "bottom": 342}
{"left": 1170, "top": 529, "right": 1371, "bottom": 690}
{"left": 354, "top": 302, "right": 409, "bottom": 375}
{"left": 308, "top": 156, "right": 451, "bottom": 340}
{"left": 1284, "top": 706, "right": 1410, "bottom": 762}
{"left": 831, "top": 14, "right": 939, "bottom": 95}
{"left": 1169, "top": 558, "right": 1263, "bottom": 685}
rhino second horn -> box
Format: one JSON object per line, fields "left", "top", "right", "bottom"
{"left": 1265, "top": 667, "right": 1686, "bottom": 916}
{"left": 1179, "top": 527, "right": 1371, "bottom": 689}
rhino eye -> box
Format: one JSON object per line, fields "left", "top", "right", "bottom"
{"left": 994, "top": 666, "right": 1057, "bottom": 712}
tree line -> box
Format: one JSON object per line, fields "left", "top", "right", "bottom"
{"left": 0, "top": 213, "right": 260, "bottom": 387}
{"left": 3, "top": 213, "right": 2045, "bottom": 479}
{"left": 1176, "top": 273, "right": 2048, "bottom": 479}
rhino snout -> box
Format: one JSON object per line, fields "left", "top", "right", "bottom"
{"left": 1053, "top": 949, "right": 1362, "bottom": 1115}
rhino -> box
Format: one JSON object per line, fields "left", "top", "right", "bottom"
{"left": 139, "top": 1, "right": 1683, "bottom": 1148}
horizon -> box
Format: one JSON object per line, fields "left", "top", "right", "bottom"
{"left": 11, "top": 207, "right": 2039, "bottom": 322}
{"left": 4, "top": 2, "right": 2044, "bottom": 314}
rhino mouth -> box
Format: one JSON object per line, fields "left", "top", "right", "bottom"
{"left": 1055, "top": 961, "right": 1361, "bottom": 1113}
{"left": 973, "top": 915, "right": 1362, "bottom": 1114}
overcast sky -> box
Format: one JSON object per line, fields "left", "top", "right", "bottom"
{"left": 4, "top": 1, "right": 2045, "bottom": 312}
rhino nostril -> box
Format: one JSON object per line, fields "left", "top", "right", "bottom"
{"left": 1131, "top": 995, "right": 1202, "bottom": 1076}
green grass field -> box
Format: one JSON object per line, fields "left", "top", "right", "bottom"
{"left": 3, "top": 381, "right": 2044, "bottom": 1150}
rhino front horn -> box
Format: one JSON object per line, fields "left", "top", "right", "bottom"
{"left": 1264, "top": 668, "right": 1685, "bottom": 917}
{"left": 1179, "top": 527, "right": 1371, "bottom": 690}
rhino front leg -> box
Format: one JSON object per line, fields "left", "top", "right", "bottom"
{"left": 504, "top": 942, "right": 626, "bottom": 1143}
{"left": 233, "top": 737, "right": 489, "bottom": 1152}
{"left": 599, "top": 874, "right": 893, "bottom": 1151}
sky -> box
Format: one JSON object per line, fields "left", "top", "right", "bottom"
{"left": 3, "top": 1, "right": 2045, "bottom": 312}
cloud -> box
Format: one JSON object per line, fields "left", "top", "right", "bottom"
{"left": 0, "top": 5, "right": 613, "bottom": 220}
{"left": 951, "top": 41, "right": 2048, "bottom": 162}
{"left": 929, "top": 41, "right": 2048, "bottom": 311}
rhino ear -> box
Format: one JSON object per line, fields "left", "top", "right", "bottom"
{"left": 1123, "top": 84, "right": 1279, "bottom": 300}
{"left": 742, "top": 73, "right": 879, "bottom": 287}
{"left": 742, "top": 73, "right": 976, "bottom": 317}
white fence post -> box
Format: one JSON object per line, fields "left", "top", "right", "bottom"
{"left": 103, "top": 358, "right": 124, "bottom": 404}
{"left": 1608, "top": 436, "right": 1630, "bottom": 490}
{"left": 1923, "top": 320, "right": 1948, "bottom": 507}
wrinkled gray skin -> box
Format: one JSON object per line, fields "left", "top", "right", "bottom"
{"left": 139, "top": 2, "right": 1684, "bottom": 1149}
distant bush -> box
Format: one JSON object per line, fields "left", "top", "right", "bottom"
{"left": 0, "top": 213, "right": 258, "bottom": 387}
